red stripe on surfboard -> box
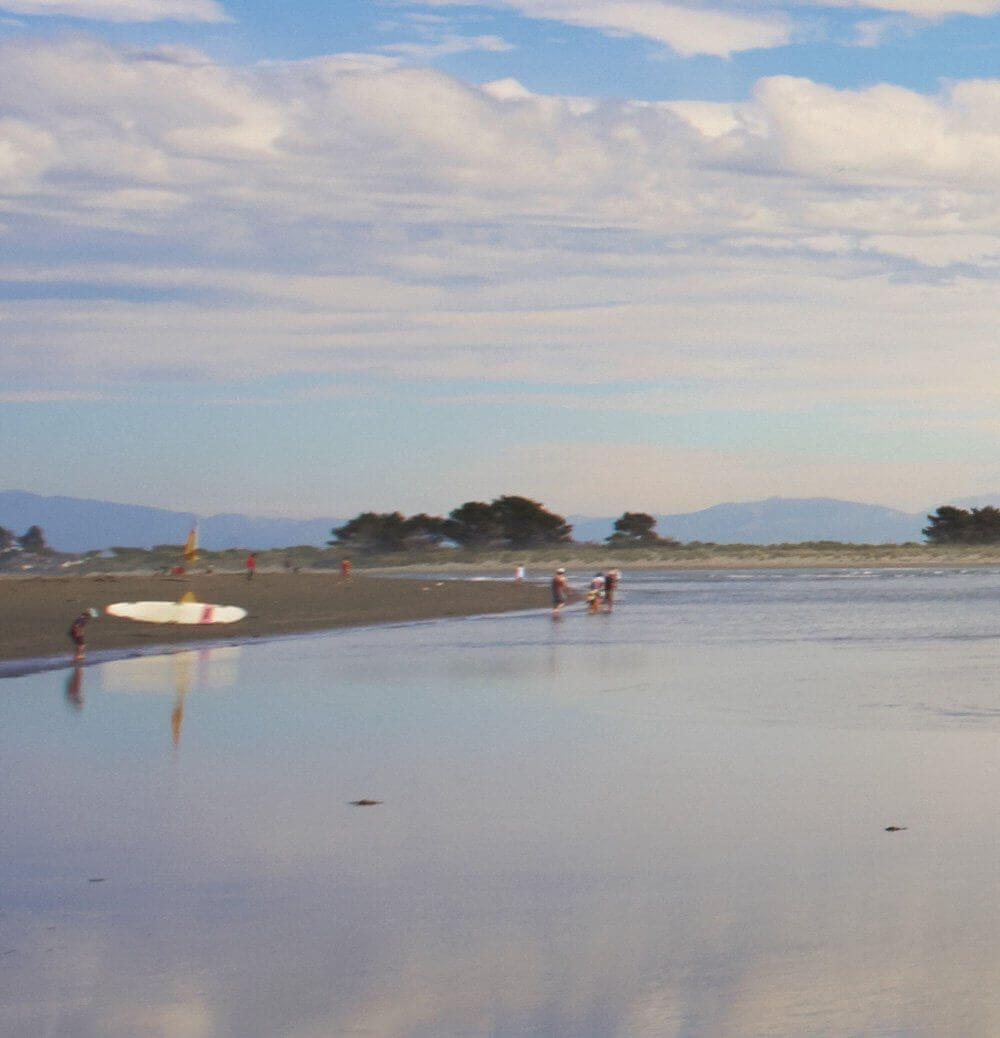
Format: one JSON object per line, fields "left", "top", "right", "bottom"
{"left": 199, "top": 605, "right": 215, "bottom": 624}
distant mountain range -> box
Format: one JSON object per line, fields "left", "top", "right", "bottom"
{"left": 571, "top": 497, "right": 932, "bottom": 546}
{"left": 3, "top": 489, "right": 997, "bottom": 553}
{"left": 0, "top": 490, "right": 342, "bottom": 553}
{"left": 577, "top": 495, "right": 1000, "bottom": 545}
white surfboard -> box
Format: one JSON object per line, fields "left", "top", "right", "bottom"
{"left": 106, "top": 601, "right": 248, "bottom": 625}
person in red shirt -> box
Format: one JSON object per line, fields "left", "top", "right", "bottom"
{"left": 246, "top": 552, "right": 257, "bottom": 580}
{"left": 340, "top": 558, "right": 352, "bottom": 582}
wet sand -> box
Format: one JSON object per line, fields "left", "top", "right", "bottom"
{"left": 0, "top": 571, "right": 549, "bottom": 665}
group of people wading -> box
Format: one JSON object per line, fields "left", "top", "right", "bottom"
{"left": 551, "top": 567, "right": 619, "bottom": 618}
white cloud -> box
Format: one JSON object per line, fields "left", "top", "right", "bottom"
{"left": 851, "top": 15, "right": 911, "bottom": 45}
{"left": 409, "top": 0, "right": 1000, "bottom": 56}
{"left": 417, "top": 0, "right": 792, "bottom": 57}
{"left": 811, "top": 0, "right": 1000, "bottom": 16}
{"left": 382, "top": 33, "right": 514, "bottom": 59}
{"left": 7, "top": 38, "right": 1000, "bottom": 427}
{"left": 0, "top": 0, "right": 228, "bottom": 21}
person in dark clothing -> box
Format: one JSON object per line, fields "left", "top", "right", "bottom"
{"left": 68, "top": 608, "right": 98, "bottom": 661}
{"left": 604, "top": 569, "right": 618, "bottom": 611}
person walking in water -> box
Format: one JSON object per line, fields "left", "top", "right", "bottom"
{"left": 603, "top": 568, "right": 618, "bottom": 611}
{"left": 68, "top": 608, "right": 97, "bottom": 662}
{"left": 551, "top": 567, "right": 569, "bottom": 618}
{"left": 246, "top": 552, "right": 257, "bottom": 580}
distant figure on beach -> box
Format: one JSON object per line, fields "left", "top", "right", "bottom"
{"left": 514, "top": 564, "right": 525, "bottom": 582}
{"left": 68, "top": 608, "right": 97, "bottom": 662}
{"left": 604, "top": 568, "right": 618, "bottom": 611}
{"left": 587, "top": 572, "right": 605, "bottom": 614}
{"left": 246, "top": 552, "right": 256, "bottom": 581}
{"left": 551, "top": 567, "right": 569, "bottom": 618}
{"left": 340, "top": 558, "right": 352, "bottom": 582}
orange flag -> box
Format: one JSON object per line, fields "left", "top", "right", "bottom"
{"left": 182, "top": 525, "right": 198, "bottom": 563}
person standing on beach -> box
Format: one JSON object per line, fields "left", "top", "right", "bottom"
{"left": 68, "top": 608, "right": 97, "bottom": 662}
{"left": 340, "top": 558, "right": 352, "bottom": 582}
{"left": 604, "top": 568, "right": 618, "bottom": 611}
{"left": 515, "top": 564, "right": 525, "bottom": 582}
{"left": 246, "top": 552, "right": 256, "bottom": 581}
{"left": 551, "top": 567, "right": 569, "bottom": 618}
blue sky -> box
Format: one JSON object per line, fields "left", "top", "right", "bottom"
{"left": 5, "top": 0, "right": 1000, "bottom": 519}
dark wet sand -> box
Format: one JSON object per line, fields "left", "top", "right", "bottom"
{"left": 0, "top": 571, "right": 549, "bottom": 664}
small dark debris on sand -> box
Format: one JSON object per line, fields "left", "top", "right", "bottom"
{"left": 88, "top": 877, "right": 107, "bottom": 882}
{"left": 884, "top": 826, "right": 907, "bottom": 832}
{"left": 350, "top": 799, "right": 382, "bottom": 807}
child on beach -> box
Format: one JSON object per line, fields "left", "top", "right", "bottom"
{"left": 587, "top": 572, "right": 605, "bottom": 614}
{"left": 68, "top": 608, "right": 98, "bottom": 662}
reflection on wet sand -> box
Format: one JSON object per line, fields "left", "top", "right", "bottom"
{"left": 100, "top": 646, "right": 241, "bottom": 749}
{"left": 11, "top": 571, "right": 1000, "bottom": 1035}
{"left": 64, "top": 665, "right": 83, "bottom": 710}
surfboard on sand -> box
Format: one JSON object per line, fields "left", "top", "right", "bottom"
{"left": 106, "top": 601, "right": 248, "bottom": 625}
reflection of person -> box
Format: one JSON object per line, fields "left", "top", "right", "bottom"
{"left": 339, "top": 558, "right": 352, "bottom": 582}
{"left": 68, "top": 608, "right": 97, "bottom": 662}
{"left": 246, "top": 552, "right": 256, "bottom": 580}
{"left": 171, "top": 695, "right": 184, "bottom": 750}
{"left": 551, "top": 567, "right": 569, "bottom": 618}
{"left": 604, "top": 568, "right": 618, "bottom": 611}
{"left": 65, "top": 665, "right": 84, "bottom": 709}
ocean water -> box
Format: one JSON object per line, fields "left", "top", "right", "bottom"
{"left": 5, "top": 568, "right": 1000, "bottom": 1036}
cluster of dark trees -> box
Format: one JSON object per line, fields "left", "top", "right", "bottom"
{"left": 330, "top": 496, "right": 571, "bottom": 552}
{"left": 923, "top": 506, "right": 1000, "bottom": 544}
{"left": 330, "top": 497, "right": 672, "bottom": 553}
{"left": 606, "top": 512, "right": 676, "bottom": 547}
{"left": 0, "top": 525, "right": 48, "bottom": 553}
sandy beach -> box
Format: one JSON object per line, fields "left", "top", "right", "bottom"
{"left": 0, "top": 571, "right": 549, "bottom": 665}
{"left": 7, "top": 543, "right": 1000, "bottom": 665}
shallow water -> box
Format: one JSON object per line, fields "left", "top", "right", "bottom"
{"left": 5, "top": 568, "right": 1000, "bottom": 1036}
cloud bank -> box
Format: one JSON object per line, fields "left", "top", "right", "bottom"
{"left": 4, "top": 36, "right": 1000, "bottom": 435}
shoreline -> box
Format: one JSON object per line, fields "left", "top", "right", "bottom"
{"left": 366, "top": 546, "right": 1000, "bottom": 572}
{"left": 0, "top": 571, "right": 550, "bottom": 675}
{"left": 7, "top": 553, "right": 1000, "bottom": 675}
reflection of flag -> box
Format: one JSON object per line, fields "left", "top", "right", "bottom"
{"left": 182, "top": 525, "right": 198, "bottom": 563}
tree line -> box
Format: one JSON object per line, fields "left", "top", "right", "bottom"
{"left": 329, "top": 497, "right": 676, "bottom": 553}
{"left": 0, "top": 525, "right": 49, "bottom": 554}
{"left": 923, "top": 506, "right": 1000, "bottom": 544}
{"left": 17, "top": 503, "right": 997, "bottom": 555}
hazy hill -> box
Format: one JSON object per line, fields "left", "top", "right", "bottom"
{"left": 1, "top": 490, "right": 977, "bottom": 553}
{"left": 571, "top": 497, "right": 929, "bottom": 545}
{"left": 0, "top": 491, "right": 342, "bottom": 553}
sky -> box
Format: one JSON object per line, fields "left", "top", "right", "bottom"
{"left": 5, "top": 1, "right": 1000, "bottom": 519}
